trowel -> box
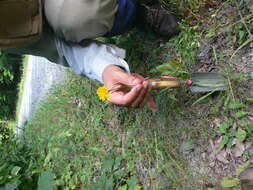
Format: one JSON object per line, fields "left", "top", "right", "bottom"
{"left": 148, "top": 71, "right": 253, "bottom": 93}
{"left": 111, "top": 72, "right": 252, "bottom": 93}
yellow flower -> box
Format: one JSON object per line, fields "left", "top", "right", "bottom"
{"left": 97, "top": 86, "right": 110, "bottom": 102}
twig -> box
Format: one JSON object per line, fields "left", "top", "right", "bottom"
{"left": 219, "top": 13, "right": 253, "bottom": 29}
{"left": 227, "top": 76, "right": 235, "bottom": 101}
{"left": 212, "top": 46, "right": 218, "bottom": 65}
{"left": 192, "top": 90, "right": 216, "bottom": 106}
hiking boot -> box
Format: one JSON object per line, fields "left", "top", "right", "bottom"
{"left": 240, "top": 164, "right": 253, "bottom": 190}
{"left": 137, "top": 3, "right": 181, "bottom": 38}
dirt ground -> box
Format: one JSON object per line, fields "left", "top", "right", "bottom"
{"left": 133, "top": 1, "right": 253, "bottom": 188}
{"left": 178, "top": 0, "right": 253, "bottom": 186}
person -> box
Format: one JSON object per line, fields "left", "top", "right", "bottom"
{"left": 1, "top": 0, "right": 180, "bottom": 112}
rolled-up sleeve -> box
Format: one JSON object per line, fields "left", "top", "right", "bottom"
{"left": 55, "top": 38, "right": 130, "bottom": 83}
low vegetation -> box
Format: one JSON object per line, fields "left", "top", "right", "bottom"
{"left": 1, "top": 0, "right": 253, "bottom": 189}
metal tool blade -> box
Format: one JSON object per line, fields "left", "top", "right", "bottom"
{"left": 190, "top": 72, "right": 228, "bottom": 93}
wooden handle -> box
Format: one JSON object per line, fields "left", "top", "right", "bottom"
{"left": 109, "top": 78, "right": 182, "bottom": 92}
{"left": 148, "top": 79, "right": 181, "bottom": 89}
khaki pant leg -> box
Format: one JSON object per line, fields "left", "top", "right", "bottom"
{"left": 44, "top": 0, "right": 118, "bottom": 42}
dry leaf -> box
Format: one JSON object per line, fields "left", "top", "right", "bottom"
{"left": 216, "top": 149, "right": 229, "bottom": 164}
{"left": 209, "top": 137, "right": 223, "bottom": 161}
{"left": 213, "top": 118, "right": 222, "bottom": 127}
{"left": 232, "top": 140, "right": 245, "bottom": 157}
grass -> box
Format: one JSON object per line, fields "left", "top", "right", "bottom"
{"left": 16, "top": 56, "right": 29, "bottom": 123}
{"left": 1, "top": 0, "right": 253, "bottom": 189}
{"left": 19, "top": 71, "right": 201, "bottom": 190}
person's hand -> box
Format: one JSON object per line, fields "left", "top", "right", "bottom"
{"left": 102, "top": 65, "right": 157, "bottom": 112}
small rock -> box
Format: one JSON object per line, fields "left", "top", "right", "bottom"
{"left": 198, "top": 46, "right": 211, "bottom": 58}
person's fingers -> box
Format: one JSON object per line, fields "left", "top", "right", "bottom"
{"left": 115, "top": 71, "right": 142, "bottom": 86}
{"left": 130, "top": 81, "right": 149, "bottom": 108}
{"left": 108, "top": 84, "right": 142, "bottom": 106}
{"left": 132, "top": 73, "right": 145, "bottom": 81}
{"left": 147, "top": 96, "right": 158, "bottom": 112}
{"left": 139, "top": 83, "right": 152, "bottom": 108}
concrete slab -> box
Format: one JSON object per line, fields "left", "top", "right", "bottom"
{"left": 17, "top": 56, "right": 67, "bottom": 135}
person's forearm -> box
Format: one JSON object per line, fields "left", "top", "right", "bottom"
{"left": 54, "top": 38, "right": 130, "bottom": 83}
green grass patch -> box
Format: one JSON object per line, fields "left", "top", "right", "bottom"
{"left": 16, "top": 56, "right": 29, "bottom": 122}
{"left": 1, "top": 70, "right": 204, "bottom": 189}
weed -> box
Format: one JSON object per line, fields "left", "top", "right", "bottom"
{"left": 0, "top": 136, "right": 39, "bottom": 190}
{"left": 166, "top": 23, "right": 202, "bottom": 68}
{"left": 92, "top": 155, "right": 141, "bottom": 190}
{"left": 217, "top": 99, "right": 252, "bottom": 148}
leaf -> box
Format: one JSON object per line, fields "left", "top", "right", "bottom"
{"left": 11, "top": 166, "right": 21, "bottom": 176}
{"left": 218, "top": 119, "right": 233, "bottom": 134}
{"left": 238, "top": 30, "right": 246, "bottom": 42}
{"left": 232, "top": 140, "right": 245, "bottom": 157}
{"left": 181, "top": 140, "right": 194, "bottom": 152}
{"left": 236, "top": 129, "right": 247, "bottom": 142}
{"left": 105, "top": 176, "right": 114, "bottom": 190}
{"left": 114, "top": 156, "right": 123, "bottom": 169}
{"left": 4, "top": 180, "right": 21, "bottom": 190}
{"left": 236, "top": 162, "right": 250, "bottom": 176}
{"left": 37, "top": 170, "right": 54, "bottom": 190}
{"left": 227, "top": 101, "right": 246, "bottom": 109}
{"left": 238, "top": 119, "right": 249, "bottom": 127}
{"left": 233, "top": 111, "right": 248, "bottom": 118}
{"left": 127, "top": 176, "right": 138, "bottom": 190}
{"left": 133, "top": 185, "right": 142, "bottom": 190}
{"left": 134, "top": 185, "right": 142, "bottom": 190}
{"left": 117, "top": 185, "right": 127, "bottom": 190}
{"left": 246, "top": 123, "right": 253, "bottom": 133}
{"left": 220, "top": 178, "right": 240, "bottom": 187}
{"left": 150, "top": 61, "right": 189, "bottom": 78}
{"left": 93, "top": 174, "right": 107, "bottom": 190}
{"left": 102, "top": 156, "right": 114, "bottom": 172}
{"left": 114, "top": 169, "right": 125, "bottom": 180}
{"left": 220, "top": 135, "right": 229, "bottom": 149}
